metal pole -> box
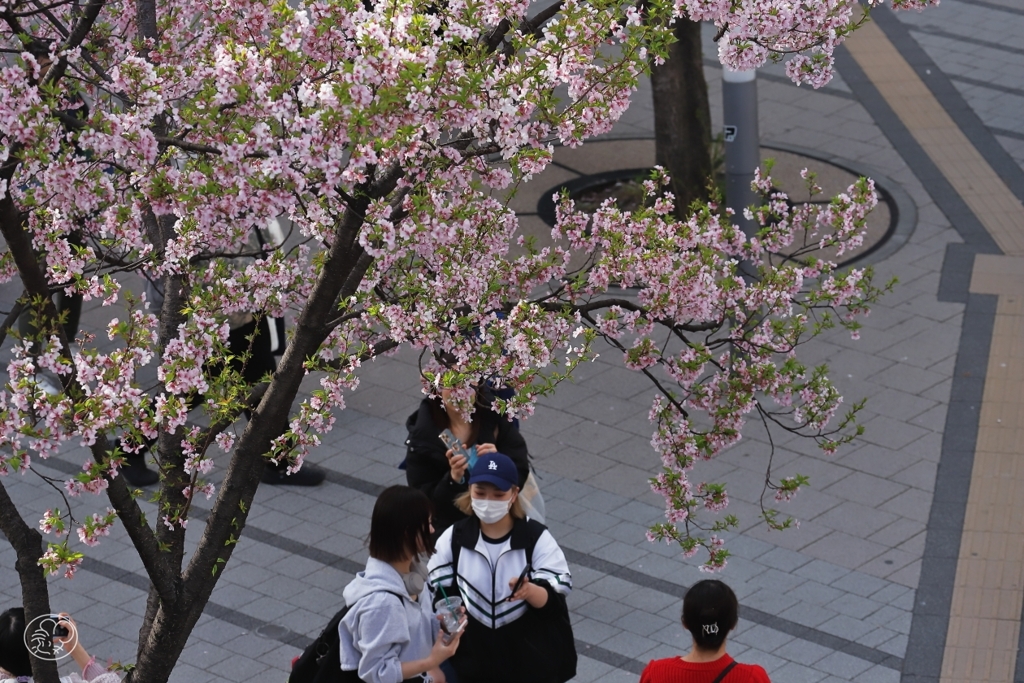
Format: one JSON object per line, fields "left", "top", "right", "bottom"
{"left": 722, "top": 67, "right": 760, "bottom": 240}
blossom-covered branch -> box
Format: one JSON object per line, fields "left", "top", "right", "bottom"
{"left": 0, "top": 0, "right": 931, "bottom": 676}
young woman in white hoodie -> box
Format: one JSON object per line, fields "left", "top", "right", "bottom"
{"left": 338, "top": 485, "right": 463, "bottom": 683}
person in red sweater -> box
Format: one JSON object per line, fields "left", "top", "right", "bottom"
{"left": 639, "top": 580, "right": 770, "bottom": 683}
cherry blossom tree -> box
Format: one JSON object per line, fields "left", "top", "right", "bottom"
{"left": 0, "top": 0, "right": 933, "bottom": 679}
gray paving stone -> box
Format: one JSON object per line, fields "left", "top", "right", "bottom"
{"left": 857, "top": 625, "right": 902, "bottom": 649}
{"left": 816, "top": 501, "right": 900, "bottom": 539}
{"left": 591, "top": 541, "right": 650, "bottom": 566}
{"left": 573, "top": 655, "right": 617, "bottom": 683}
{"left": 615, "top": 609, "right": 675, "bottom": 638}
{"left": 747, "top": 566, "right": 808, "bottom": 593}
{"left": 561, "top": 529, "right": 616, "bottom": 554}
{"left": 743, "top": 587, "right": 801, "bottom": 616}
{"left": 769, "top": 661, "right": 830, "bottom": 683}
{"left": 865, "top": 604, "right": 913, "bottom": 635}
{"left": 572, "top": 615, "right": 622, "bottom": 645}
{"left": 255, "top": 642, "right": 304, "bottom": 671}
{"left": 821, "top": 472, "right": 907, "bottom": 509}
{"left": 577, "top": 596, "right": 635, "bottom": 624}
{"left": 180, "top": 642, "right": 237, "bottom": 670}
{"left": 857, "top": 664, "right": 901, "bottom": 683}
{"left": 190, "top": 618, "right": 249, "bottom": 646}
{"left": 793, "top": 559, "right": 852, "bottom": 587}
{"left": 736, "top": 647, "right": 789, "bottom": 673}
{"left": 599, "top": 629, "right": 662, "bottom": 658}
{"left": 879, "top": 487, "right": 933, "bottom": 523}
{"left": 731, "top": 622, "right": 796, "bottom": 652}
{"left": 786, "top": 580, "right": 847, "bottom": 607}
{"left": 813, "top": 651, "right": 875, "bottom": 678}
{"left": 758, "top": 546, "right": 813, "bottom": 573}
{"left": 167, "top": 662, "right": 219, "bottom": 683}
{"left": 587, "top": 575, "right": 644, "bottom": 602}
{"left": 208, "top": 653, "right": 269, "bottom": 681}
{"left": 570, "top": 509, "right": 623, "bottom": 533}
{"left": 771, "top": 637, "right": 834, "bottom": 667}
{"left": 594, "top": 669, "right": 643, "bottom": 683}
{"left": 778, "top": 601, "right": 839, "bottom": 629}
{"left": 817, "top": 613, "right": 880, "bottom": 641}
{"left": 878, "top": 632, "right": 910, "bottom": 658}
{"left": 829, "top": 571, "right": 891, "bottom": 599}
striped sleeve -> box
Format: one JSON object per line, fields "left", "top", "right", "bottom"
{"left": 529, "top": 529, "right": 572, "bottom": 595}
{"left": 426, "top": 526, "right": 457, "bottom": 596}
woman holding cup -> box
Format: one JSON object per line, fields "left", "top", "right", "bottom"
{"left": 338, "top": 485, "right": 464, "bottom": 683}
{"left": 426, "top": 453, "right": 576, "bottom": 683}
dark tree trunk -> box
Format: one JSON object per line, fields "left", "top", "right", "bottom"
{"left": 0, "top": 482, "right": 61, "bottom": 683}
{"left": 650, "top": 18, "right": 713, "bottom": 216}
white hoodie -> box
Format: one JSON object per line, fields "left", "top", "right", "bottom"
{"left": 338, "top": 557, "right": 438, "bottom": 683}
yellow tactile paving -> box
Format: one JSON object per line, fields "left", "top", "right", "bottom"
{"left": 846, "top": 20, "right": 1024, "bottom": 257}
{"left": 845, "top": 14, "right": 1024, "bottom": 683}
{"left": 953, "top": 254, "right": 1024, "bottom": 683}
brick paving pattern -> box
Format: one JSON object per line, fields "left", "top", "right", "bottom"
{"left": 1, "top": 0, "right": 1023, "bottom": 681}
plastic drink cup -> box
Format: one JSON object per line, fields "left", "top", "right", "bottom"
{"left": 434, "top": 597, "right": 463, "bottom": 642}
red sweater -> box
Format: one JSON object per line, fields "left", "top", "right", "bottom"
{"left": 639, "top": 655, "right": 771, "bottom": 683}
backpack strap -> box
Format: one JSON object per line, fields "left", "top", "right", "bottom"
{"left": 449, "top": 515, "right": 480, "bottom": 572}
{"left": 447, "top": 516, "right": 546, "bottom": 581}
{"left": 522, "top": 517, "right": 546, "bottom": 566}
{"left": 711, "top": 660, "right": 738, "bottom": 683}
{"left": 358, "top": 589, "right": 405, "bottom": 612}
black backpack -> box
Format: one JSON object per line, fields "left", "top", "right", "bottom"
{"left": 289, "top": 590, "right": 404, "bottom": 683}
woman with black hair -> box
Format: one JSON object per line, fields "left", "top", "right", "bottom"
{"left": 338, "top": 485, "right": 463, "bottom": 683}
{"left": 0, "top": 609, "right": 120, "bottom": 683}
{"left": 639, "top": 580, "right": 770, "bottom": 683}
{"left": 405, "top": 388, "right": 530, "bottom": 537}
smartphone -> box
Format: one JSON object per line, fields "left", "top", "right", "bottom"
{"left": 508, "top": 565, "right": 530, "bottom": 601}
{"left": 439, "top": 429, "right": 470, "bottom": 460}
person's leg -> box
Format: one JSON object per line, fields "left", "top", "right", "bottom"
{"left": 229, "top": 317, "right": 324, "bottom": 486}
{"left": 116, "top": 436, "right": 159, "bottom": 487}
{"left": 54, "top": 289, "right": 82, "bottom": 344}
{"left": 438, "top": 660, "right": 459, "bottom": 683}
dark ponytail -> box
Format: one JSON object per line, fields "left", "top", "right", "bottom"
{"left": 682, "top": 580, "right": 738, "bottom": 651}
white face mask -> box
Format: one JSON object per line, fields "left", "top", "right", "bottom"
{"left": 472, "top": 498, "right": 511, "bottom": 524}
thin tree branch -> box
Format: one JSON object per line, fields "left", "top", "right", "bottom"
{"left": 0, "top": 297, "right": 26, "bottom": 348}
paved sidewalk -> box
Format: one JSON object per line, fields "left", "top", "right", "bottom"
{"left": 1, "top": 1, "right": 1023, "bottom": 682}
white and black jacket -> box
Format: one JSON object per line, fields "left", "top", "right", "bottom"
{"left": 426, "top": 516, "right": 575, "bottom": 683}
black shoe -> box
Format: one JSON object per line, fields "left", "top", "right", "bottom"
{"left": 262, "top": 460, "right": 326, "bottom": 486}
{"left": 122, "top": 454, "right": 159, "bottom": 487}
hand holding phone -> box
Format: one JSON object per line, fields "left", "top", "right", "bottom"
{"left": 440, "top": 429, "right": 471, "bottom": 482}
{"left": 439, "top": 429, "right": 469, "bottom": 459}
{"left": 507, "top": 565, "right": 531, "bottom": 602}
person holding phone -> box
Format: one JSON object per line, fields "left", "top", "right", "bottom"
{"left": 404, "top": 387, "right": 530, "bottom": 537}
{"left": 0, "top": 609, "right": 121, "bottom": 683}
{"left": 426, "top": 453, "right": 576, "bottom": 683}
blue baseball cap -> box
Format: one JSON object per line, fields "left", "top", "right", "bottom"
{"left": 468, "top": 452, "right": 518, "bottom": 491}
